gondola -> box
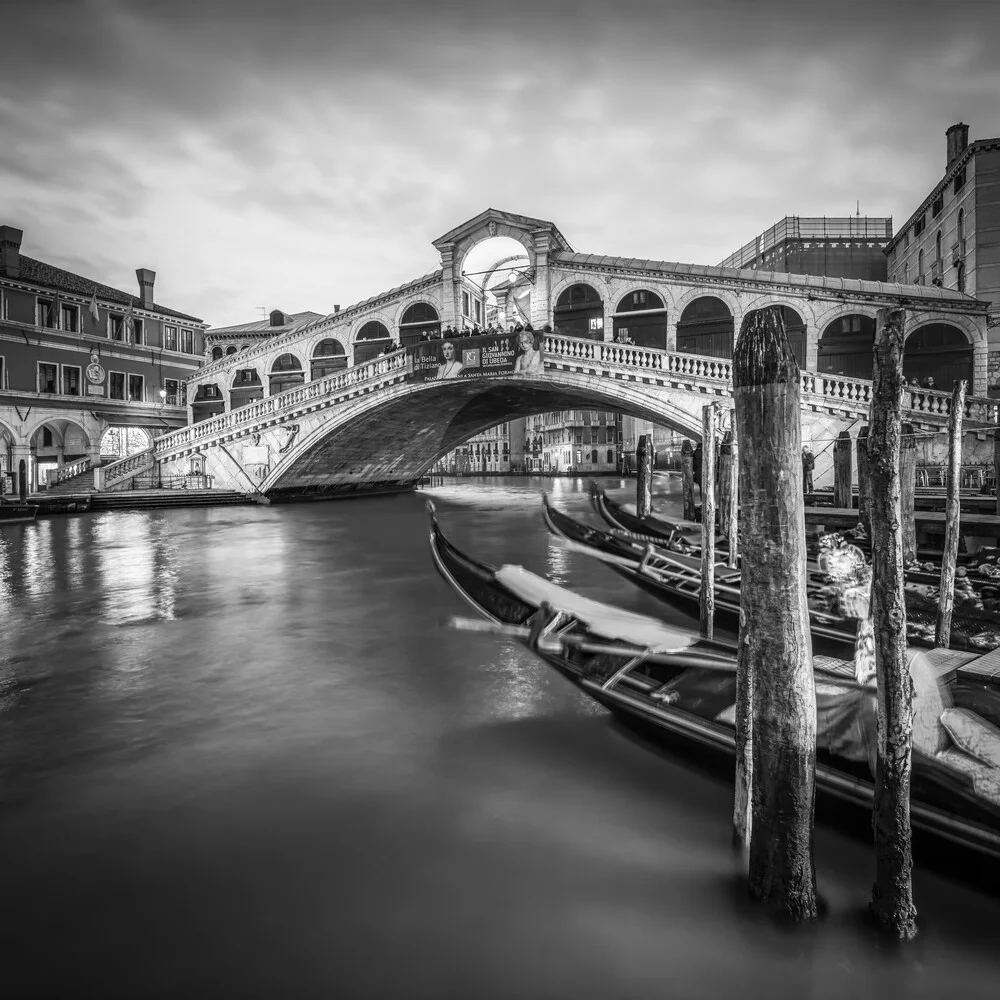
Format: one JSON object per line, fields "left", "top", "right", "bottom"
{"left": 544, "top": 494, "right": 1000, "bottom": 657}
{"left": 427, "top": 501, "right": 1000, "bottom": 862}
{"left": 0, "top": 499, "right": 39, "bottom": 524}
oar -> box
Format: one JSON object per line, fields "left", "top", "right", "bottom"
{"left": 445, "top": 616, "right": 861, "bottom": 687}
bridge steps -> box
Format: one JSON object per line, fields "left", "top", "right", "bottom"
{"left": 88, "top": 489, "right": 253, "bottom": 512}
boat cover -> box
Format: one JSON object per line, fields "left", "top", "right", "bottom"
{"left": 493, "top": 564, "right": 698, "bottom": 651}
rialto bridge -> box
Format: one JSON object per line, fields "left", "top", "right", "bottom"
{"left": 92, "top": 208, "right": 994, "bottom": 499}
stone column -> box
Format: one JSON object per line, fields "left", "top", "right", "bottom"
{"left": 531, "top": 232, "right": 551, "bottom": 329}
{"left": 439, "top": 245, "right": 458, "bottom": 329}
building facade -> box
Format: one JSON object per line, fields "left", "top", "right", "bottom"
{"left": 523, "top": 410, "right": 623, "bottom": 474}
{"left": 431, "top": 419, "right": 525, "bottom": 475}
{"left": 0, "top": 225, "right": 207, "bottom": 495}
{"left": 884, "top": 122, "right": 1000, "bottom": 385}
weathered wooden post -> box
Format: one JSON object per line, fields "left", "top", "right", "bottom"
{"left": 900, "top": 422, "right": 917, "bottom": 564}
{"left": 732, "top": 307, "right": 817, "bottom": 920}
{"left": 833, "top": 430, "right": 853, "bottom": 509}
{"left": 681, "top": 440, "right": 696, "bottom": 521}
{"left": 700, "top": 407, "right": 718, "bottom": 638}
{"left": 868, "top": 306, "right": 918, "bottom": 940}
{"left": 719, "top": 428, "right": 734, "bottom": 539}
{"left": 726, "top": 414, "right": 739, "bottom": 568}
{"left": 994, "top": 426, "right": 1000, "bottom": 517}
{"left": 636, "top": 434, "right": 653, "bottom": 519}
{"left": 936, "top": 381, "right": 967, "bottom": 648}
{"left": 857, "top": 426, "right": 871, "bottom": 533}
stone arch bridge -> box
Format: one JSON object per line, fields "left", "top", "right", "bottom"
{"left": 98, "top": 332, "right": 999, "bottom": 499}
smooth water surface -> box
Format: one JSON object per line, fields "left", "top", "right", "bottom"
{"left": 1, "top": 476, "right": 999, "bottom": 998}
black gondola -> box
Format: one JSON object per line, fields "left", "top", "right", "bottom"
{"left": 427, "top": 501, "right": 1000, "bottom": 861}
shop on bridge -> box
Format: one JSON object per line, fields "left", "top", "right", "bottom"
{"left": 676, "top": 296, "right": 734, "bottom": 359}
{"left": 612, "top": 290, "right": 668, "bottom": 349}
{"left": 398, "top": 303, "right": 441, "bottom": 347}
{"left": 553, "top": 283, "right": 604, "bottom": 340}
{"left": 311, "top": 339, "right": 348, "bottom": 380}
{"left": 269, "top": 353, "right": 305, "bottom": 394}
{"left": 192, "top": 383, "right": 225, "bottom": 419}
{"left": 230, "top": 368, "right": 263, "bottom": 408}
{"left": 353, "top": 320, "right": 392, "bottom": 365}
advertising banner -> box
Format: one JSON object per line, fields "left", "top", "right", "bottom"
{"left": 406, "top": 330, "right": 546, "bottom": 384}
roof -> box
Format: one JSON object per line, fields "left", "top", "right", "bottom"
{"left": 0, "top": 254, "right": 204, "bottom": 323}
{"left": 207, "top": 311, "right": 324, "bottom": 337}
{"left": 885, "top": 136, "right": 1000, "bottom": 253}
{"left": 550, "top": 250, "right": 984, "bottom": 307}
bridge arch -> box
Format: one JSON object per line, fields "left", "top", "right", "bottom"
{"left": 612, "top": 288, "right": 669, "bottom": 349}
{"left": 676, "top": 294, "right": 735, "bottom": 359}
{"left": 352, "top": 317, "right": 393, "bottom": 365}
{"left": 453, "top": 226, "right": 536, "bottom": 279}
{"left": 550, "top": 279, "right": 607, "bottom": 340}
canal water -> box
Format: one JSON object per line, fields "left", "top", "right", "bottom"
{"left": 1, "top": 476, "right": 998, "bottom": 998}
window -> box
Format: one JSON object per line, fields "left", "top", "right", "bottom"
{"left": 936, "top": 231, "right": 942, "bottom": 263}
{"left": 917, "top": 249, "right": 925, "bottom": 282}
{"left": 957, "top": 263, "right": 966, "bottom": 293}
{"left": 163, "top": 325, "right": 178, "bottom": 351}
{"left": 38, "top": 362, "right": 58, "bottom": 393}
{"left": 958, "top": 208, "right": 965, "bottom": 252}
{"left": 163, "top": 378, "right": 180, "bottom": 405}
{"left": 60, "top": 304, "right": 79, "bottom": 333}
{"left": 462, "top": 292, "right": 470, "bottom": 317}
{"left": 588, "top": 317, "right": 604, "bottom": 332}
{"left": 903, "top": 261, "right": 909, "bottom": 283}
{"left": 904, "top": 231, "right": 910, "bottom": 249}
{"left": 932, "top": 194, "right": 943, "bottom": 217}
{"left": 212, "top": 346, "right": 224, "bottom": 361}
{"left": 181, "top": 329, "right": 194, "bottom": 353}
{"left": 914, "top": 215, "right": 926, "bottom": 237}
{"left": 109, "top": 314, "right": 124, "bottom": 340}
{"left": 474, "top": 299, "right": 482, "bottom": 324}
{"left": 42, "top": 428, "right": 53, "bottom": 447}
{"left": 955, "top": 167, "right": 966, "bottom": 193}
{"left": 37, "top": 298, "right": 55, "bottom": 328}
{"left": 133, "top": 318, "right": 143, "bottom": 346}
{"left": 109, "top": 371, "right": 125, "bottom": 400}
{"left": 0, "top": 356, "right": 4, "bottom": 389}
{"left": 128, "top": 374, "right": 144, "bottom": 402}
{"left": 62, "top": 365, "right": 81, "bottom": 396}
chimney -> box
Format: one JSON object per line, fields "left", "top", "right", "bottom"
{"left": 334, "top": 304, "right": 341, "bottom": 313}
{"left": 946, "top": 122, "right": 970, "bottom": 168}
{"left": 135, "top": 268, "right": 156, "bottom": 308}
{"left": 269, "top": 309, "right": 285, "bottom": 327}
{"left": 0, "top": 225, "right": 23, "bottom": 278}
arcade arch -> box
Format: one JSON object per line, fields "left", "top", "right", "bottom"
{"left": 553, "top": 283, "right": 604, "bottom": 340}
{"left": 230, "top": 366, "right": 264, "bottom": 408}
{"left": 270, "top": 353, "right": 306, "bottom": 395}
{"left": 212, "top": 346, "right": 224, "bottom": 361}
{"left": 676, "top": 296, "right": 734, "bottom": 359}
{"left": 904, "top": 323, "right": 973, "bottom": 389}
{"left": 353, "top": 320, "right": 392, "bottom": 365}
{"left": 192, "top": 381, "right": 226, "bottom": 418}
{"left": 398, "top": 303, "right": 441, "bottom": 347}
{"left": 613, "top": 289, "right": 668, "bottom": 349}
{"left": 818, "top": 314, "right": 875, "bottom": 379}
{"left": 311, "top": 338, "right": 348, "bottom": 380}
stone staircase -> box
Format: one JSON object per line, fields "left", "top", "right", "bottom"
{"left": 88, "top": 489, "right": 253, "bottom": 511}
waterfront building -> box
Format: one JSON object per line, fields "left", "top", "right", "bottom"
{"left": 884, "top": 122, "right": 1000, "bottom": 386}
{"left": 205, "top": 309, "right": 325, "bottom": 362}
{"left": 620, "top": 417, "right": 688, "bottom": 471}
{"left": 431, "top": 418, "right": 525, "bottom": 475}
{"left": 523, "top": 410, "right": 623, "bottom": 474}
{"left": 0, "top": 225, "right": 206, "bottom": 495}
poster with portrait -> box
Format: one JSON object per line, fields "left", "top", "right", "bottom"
{"left": 405, "top": 330, "right": 546, "bottom": 383}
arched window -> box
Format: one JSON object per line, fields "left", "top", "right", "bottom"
{"left": 591, "top": 449, "right": 598, "bottom": 465}
{"left": 607, "top": 449, "right": 614, "bottom": 465}
{"left": 918, "top": 249, "right": 925, "bottom": 282}
{"left": 676, "top": 296, "right": 734, "bottom": 360}
{"left": 553, "top": 283, "right": 604, "bottom": 341}
{"left": 311, "top": 338, "right": 347, "bottom": 380}
{"left": 958, "top": 208, "right": 965, "bottom": 246}
{"left": 935, "top": 230, "right": 942, "bottom": 264}
{"left": 957, "top": 262, "right": 966, "bottom": 293}
{"left": 353, "top": 320, "right": 392, "bottom": 365}
{"left": 211, "top": 346, "right": 223, "bottom": 361}
{"left": 613, "top": 289, "right": 667, "bottom": 349}
{"left": 904, "top": 324, "right": 972, "bottom": 389}
{"left": 269, "top": 353, "right": 305, "bottom": 395}
{"left": 230, "top": 368, "right": 263, "bottom": 407}
{"left": 818, "top": 315, "right": 875, "bottom": 379}
{"left": 398, "top": 303, "right": 441, "bottom": 347}
{"left": 226, "top": 346, "right": 238, "bottom": 356}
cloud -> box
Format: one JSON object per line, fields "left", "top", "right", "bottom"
{"left": 1, "top": 0, "right": 999, "bottom": 326}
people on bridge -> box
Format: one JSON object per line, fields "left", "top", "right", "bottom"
{"left": 436, "top": 341, "right": 465, "bottom": 379}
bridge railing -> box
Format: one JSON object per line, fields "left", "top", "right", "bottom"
{"left": 98, "top": 448, "right": 156, "bottom": 490}
{"left": 153, "top": 350, "right": 409, "bottom": 458}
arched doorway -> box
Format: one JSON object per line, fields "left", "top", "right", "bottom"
{"left": 311, "top": 339, "right": 348, "bottom": 380}
{"left": 32, "top": 420, "right": 92, "bottom": 490}
{"left": 230, "top": 367, "right": 263, "bottom": 409}
{"left": 817, "top": 314, "right": 875, "bottom": 380}
{"left": 676, "top": 296, "right": 734, "bottom": 359}
{"left": 904, "top": 324, "right": 973, "bottom": 389}
{"left": 613, "top": 290, "right": 668, "bottom": 349}
{"left": 269, "top": 354, "right": 305, "bottom": 395}
{"left": 553, "top": 283, "right": 604, "bottom": 340}
{"left": 353, "top": 320, "right": 392, "bottom": 365}
{"left": 398, "top": 303, "right": 441, "bottom": 347}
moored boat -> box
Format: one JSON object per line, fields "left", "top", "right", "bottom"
{"left": 0, "top": 499, "right": 39, "bottom": 524}
{"left": 427, "top": 501, "right": 1000, "bottom": 862}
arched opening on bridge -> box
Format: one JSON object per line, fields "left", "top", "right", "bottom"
{"left": 398, "top": 303, "right": 441, "bottom": 347}
{"left": 554, "top": 283, "right": 604, "bottom": 340}
{"left": 211, "top": 346, "right": 224, "bottom": 361}
{"left": 776, "top": 306, "right": 807, "bottom": 369}
{"left": 460, "top": 236, "right": 531, "bottom": 329}
{"left": 613, "top": 290, "right": 667, "bottom": 348}
{"left": 353, "top": 320, "right": 392, "bottom": 365}
{"left": 226, "top": 346, "right": 239, "bottom": 356}
{"left": 230, "top": 367, "right": 263, "bottom": 409}
{"left": 818, "top": 314, "right": 875, "bottom": 380}
{"left": 192, "top": 383, "right": 226, "bottom": 418}
{"left": 904, "top": 324, "right": 973, "bottom": 389}
{"left": 269, "top": 354, "right": 305, "bottom": 395}
{"left": 676, "top": 296, "right": 734, "bottom": 359}
{"left": 30, "top": 419, "right": 92, "bottom": 491}
{"left": 311, "top": 339, "right": 348, "bottom": 380}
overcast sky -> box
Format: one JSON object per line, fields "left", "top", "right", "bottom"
{"left": 2, "top": 0, "right": 998, "bottom": 328}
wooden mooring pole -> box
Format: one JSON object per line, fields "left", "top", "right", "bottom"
{"left": 699, "top": 407, "right": 718, "bottom": 639}
{"left": 868, "top": 306, "right": 917, "bottom": 940}
{"left": 900, "top": 422, "right": 917, "bottom": 564}
{"left": 732, "top": 307, "right": 817, "bottom": 920}
{"left": 936, "top": 381, "right": 967, "bottom": 648}
{"left": 722, "top": 418, "right": 739, "bottom": 568}
{"left": 857, "top": 426, "right": 871, "bottom": 535}
{"left": 681, "top": 440, "right": 696, "bottom": 521}
{"left": 833, "top": 430, "right": 853, "bottom": 509}
{"left": 636, "top": 434, "right": 653, "bottom": 519}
